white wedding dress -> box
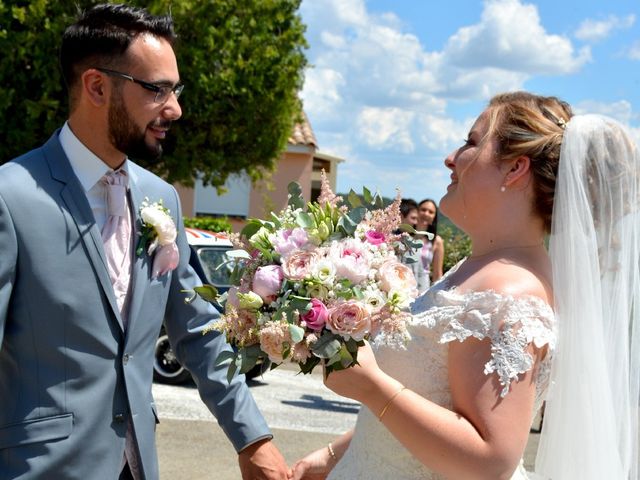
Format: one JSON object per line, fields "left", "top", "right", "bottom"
{"left": 328, "top": 262, "right": 556, "bottom": 479}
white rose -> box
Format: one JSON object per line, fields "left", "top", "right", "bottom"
{"left": 141, "top": 206, "right": 177, "bottom": 245}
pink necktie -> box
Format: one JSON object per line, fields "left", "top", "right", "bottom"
{"left": 103, "top": 172, "right": 141, "bottom": 478}
{"left": 101, "top": 170, "right": 132, "bottom": 318}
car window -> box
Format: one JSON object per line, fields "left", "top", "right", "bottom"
{"left": 196, "top": 247, "right": 234, "bottom": 287}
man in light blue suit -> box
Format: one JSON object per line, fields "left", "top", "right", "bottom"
{"left": 0, "top": 4, "right": 289, "bottom": 479}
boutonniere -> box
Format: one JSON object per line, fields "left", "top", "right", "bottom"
{"left": 137, "top": 198, "right": 179, "bottom": 278}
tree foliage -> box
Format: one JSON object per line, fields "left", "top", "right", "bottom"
{"left": 0, "top": 0, "right": 308, "bottom": 188}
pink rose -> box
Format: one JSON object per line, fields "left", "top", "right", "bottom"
{"left": 301, "top": 298, "right": 329, "bottom": 331}
{"left": 327, "top": 300, "right": 371, "bottom": 341}
{"left": 364, "top": 230, "right": 386, "bottom": 245}
{"left": 330, "top": 239, "right": 369, "bottom": 284}
{"left": 252, "top": 265, "right": 284, "bottom": 302}
{"left": 282, "top": 250, "right": 319, "bottom": 281}
{"left": 273, "top": 228, "right": 309, "bottom": 257}
{"left": 377, "top": 259, "right": 417, "bottom": 293}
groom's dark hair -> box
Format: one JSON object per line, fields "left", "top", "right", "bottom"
{"left": 60, "top": 3, "right": 176, "bottom": 104}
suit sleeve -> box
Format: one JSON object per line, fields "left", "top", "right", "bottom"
{"left": 0, "top": 191, "right": 17, "bottom": 349}
{"left": 162, "top": 186, "right": 272, "bottom": 452}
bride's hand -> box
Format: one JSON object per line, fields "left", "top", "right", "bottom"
{"left": 288, "top": 445, "right": 336, "bottom": 480}
{"left": 323, "top": 341, "right": 382, "bottom": 402}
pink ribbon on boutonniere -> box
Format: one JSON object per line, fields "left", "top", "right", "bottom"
{"left": 152, "top": 242, "right": 179, "bottom": 278}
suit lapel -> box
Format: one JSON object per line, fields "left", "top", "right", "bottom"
{"left": 43, "top": 131, "right": 125, "bottom": 332}
{"left": 126, "top": 173, "right": 150, "bottom": 328}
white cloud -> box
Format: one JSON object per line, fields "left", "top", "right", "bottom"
{"left": 575, "top": 14, "right": 635, "bottom": 42}
{"left": 356, "top": 107, "right": 416, "bottom": 153}
{"left": 573, "top": 99, "right": 636, "bottom": 124}
{"left": 300, "top": 0, "right": 593, "bottom": 200}
{"left": 444, "top": 0, "right": 591, "bottom": 75}
{"left": 628, "top": 41, "right": 640, "bottom": 60}
{"left": 419, "top": 115, "right": 476, "bottom": 152}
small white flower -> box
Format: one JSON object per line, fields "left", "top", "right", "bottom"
{"left": 312, "top": 258, "right": 336, "bottom": 285}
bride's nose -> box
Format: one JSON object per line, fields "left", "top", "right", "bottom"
{"left": 444, "top": 149, "right": 457, "bottom": 170}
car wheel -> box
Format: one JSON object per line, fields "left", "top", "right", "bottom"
{"left": 153, "top": 328, "right": 192, "bottom": 385}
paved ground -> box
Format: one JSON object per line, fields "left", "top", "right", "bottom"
{"left": 154, "top": 368, "right": 541, "bottom": 479}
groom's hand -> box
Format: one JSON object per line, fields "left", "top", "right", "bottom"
{"left": 238, "top": 438, "right": 289, "bottom": 479}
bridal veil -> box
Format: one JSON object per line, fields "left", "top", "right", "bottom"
{"left": 535, "top": 115, "right": 640, "bottom": 478}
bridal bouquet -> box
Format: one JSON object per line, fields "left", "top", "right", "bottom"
{"left": 192, "top": 174, "right": 426, "bottom": 381}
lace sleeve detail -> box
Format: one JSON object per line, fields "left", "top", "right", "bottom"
{"left": 432, "top": 290, "right": 556, "bottom": 397}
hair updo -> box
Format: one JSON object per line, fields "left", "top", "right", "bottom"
{"left": 486, "top": 92, "right": 573, "bottom": 232}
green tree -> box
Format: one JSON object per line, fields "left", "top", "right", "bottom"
{"left": 0, "top": 0, "right": 308, "bottom": 188}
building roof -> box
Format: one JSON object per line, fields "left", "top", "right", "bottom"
{"left": 288, "top": 111, "right": 317, "bottom": 147}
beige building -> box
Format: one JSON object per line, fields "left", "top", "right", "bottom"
{"left": 174, "top": 113, "right": 344, "bottom": 232}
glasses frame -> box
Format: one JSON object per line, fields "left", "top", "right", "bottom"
{"left": 95, "top": 67, "right": 184, "bottom": 103}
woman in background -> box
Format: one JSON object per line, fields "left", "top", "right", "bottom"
{"left": 398, "top": 198, "right": 429, "bottom": 293}
{"left": 417, "top": 199, "right": 444, "bottom": 282}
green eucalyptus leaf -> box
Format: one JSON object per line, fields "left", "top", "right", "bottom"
{"left": 289, "top": 324, "right": 305, "bottom": 343}
{"left": 311, "top": 332, "right": 341, "bottom": 359}
{"left": 215, "top": 350, "right": 237, "bottom": 366}
{"left": 363, "top": 186, "right": 373, "bottom": 204}
{"left": 241, "top": 221, "right": 262, "bottom": 239}
{"left": 296, "top": 211, "right": 315, "bottom": 229}
{"left": 347, "top": 189, "right": 362, "bottom": 208}
{"left": 194, "top": 285, "right": 219, "bottom": 303}
{"left": 226, "top": 249, "right": 252, "bottom": 260}
{"left": 398, "top": 223, "right": 417, "bottom": 234}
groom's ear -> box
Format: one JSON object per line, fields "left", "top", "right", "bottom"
{"left": 502, "top": 155, "right": 531, "bottom": 188}
{"left": 81, "top": 69, "right": 108, "bottom": 107}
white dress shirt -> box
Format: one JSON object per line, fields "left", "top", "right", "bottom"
{"left": 59, "top": 122, "right": 130, "bottom": 231}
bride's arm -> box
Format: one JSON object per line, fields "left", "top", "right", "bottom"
{"left": 289, "top": 429, "right": 353, "bottom": 480}
{"left": 324, "top": 339, "right": 542, "bottom": 480}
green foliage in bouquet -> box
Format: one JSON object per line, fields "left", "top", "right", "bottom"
{"left": 194, "top": 175, "right": 419, "bottom": 382}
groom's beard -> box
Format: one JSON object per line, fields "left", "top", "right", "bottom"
{"left": 108, "top": 91, "right": 169, "bottom": 161}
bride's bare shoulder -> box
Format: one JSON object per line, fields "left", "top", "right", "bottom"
{"left": 462, "top": 258, "right": 553, "bottom": 307}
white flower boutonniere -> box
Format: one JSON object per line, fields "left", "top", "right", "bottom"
{"left": 137, "top": 198, "right": 179, "bottom": 277}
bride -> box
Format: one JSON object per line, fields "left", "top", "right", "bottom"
{"left": 289, "top": 92, "right": 640, "bottom": 479}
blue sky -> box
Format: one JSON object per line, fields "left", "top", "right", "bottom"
{"left": 299, "top": 0, "right": 640, "bottom": 203}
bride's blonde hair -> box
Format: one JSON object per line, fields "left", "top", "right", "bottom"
{"left": 486, "top": 92, "right": 573, "bottom": 232}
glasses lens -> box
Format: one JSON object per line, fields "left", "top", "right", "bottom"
{"left": 154, "top": 84, "right": 183, "bottom": 103}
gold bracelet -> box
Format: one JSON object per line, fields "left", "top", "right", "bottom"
{"left": 378, "top": 386, "right": 407, "bottom": 420}
{"left": 327, "top": 442, "right": 337, "bottom": 461}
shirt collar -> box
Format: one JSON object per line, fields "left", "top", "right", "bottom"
{"left": 59, "top": 122, "right": 129, "bottom": 192}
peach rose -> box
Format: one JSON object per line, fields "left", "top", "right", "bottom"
{"left": 282, "top": 250, "right": 319, "bottom": 281}
{"left": 377, "top": 259, "right": 417, "bottom": 293}
{"left": 326, "top": 300, "right": 371, "bottom": 341}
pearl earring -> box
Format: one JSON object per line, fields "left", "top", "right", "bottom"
{"left": 500, "top": 186, "right": 506, "bottom": 192}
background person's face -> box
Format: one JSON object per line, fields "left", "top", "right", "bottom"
{"left": 403, "top": 209, "right": 419, "bottom": 227}
{"left": 419, "top": 201, "right": 437, "bottom": 226}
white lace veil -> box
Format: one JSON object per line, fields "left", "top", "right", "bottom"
{"left": 535, "top": 115, "right": 640, "bottom": 479}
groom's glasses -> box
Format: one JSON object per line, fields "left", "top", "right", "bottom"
{"left": 95, "top": 68, "right": 184, "bottom": 104}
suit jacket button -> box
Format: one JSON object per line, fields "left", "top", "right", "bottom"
{"left": 123, "top": 353, "right": 130, "bottom": 365}
{"left": 114, "top": 413, "right": 126, "bottom": 423}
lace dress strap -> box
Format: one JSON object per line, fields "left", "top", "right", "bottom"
{"left": 415, "top": 289, "right": 556, "bottom": 397}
